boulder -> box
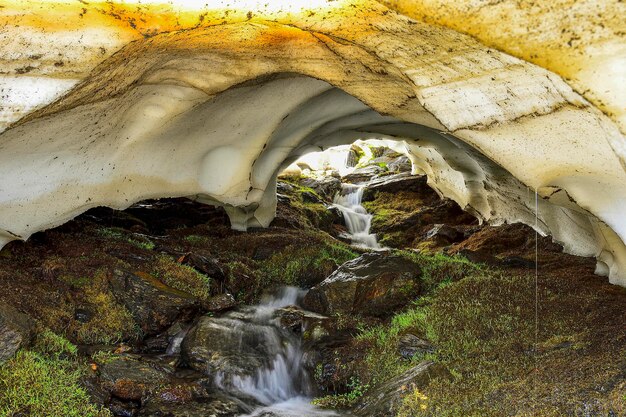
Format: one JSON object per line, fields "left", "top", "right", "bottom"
{"left": 109, "top": 269, "right": 199, "bottom": 335}
{"left": 425, "top": 224, "right": 464, "bottom": 243}
{"left": 355, "top": 361, "right": 448, "bottom": 417}
{"left": 303, "top": 252, "right": 421, "bottom": 317}
{"left": 398, "top": 334, "right": 434, "bottom": 360}
{"left": 97, "top": 355, "right": 172, "bottom": 401}
{"left": 343, "top": 165, "right": 385, "bottom": 184}
{"left": 301, "top": 176, "right": 342, "bottom": 202}
{"left": 0, "top": 302, "right": 35, "bottom": 363}
{"left": 362, "top": 173, "right": 432, "bottom": 201}
{"left": 181, "top": 253, "right": 226, "bottom": 282}
{"left": 204, "top": 293, "right": 237, "bottom": 312}
{"left": 139, "top": 395, "right": 248, "bottom": 417}
{"left": 387, "top": 156, "right": 412, "bottom": 173}
{"left": 180, "top": 316, "right": 266, "bottom": 378}
{"left": 274, "top": 305, "right": 330, "bottom": 335}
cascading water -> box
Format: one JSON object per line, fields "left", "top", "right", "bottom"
{"left": 207, "top": 287, "right": 340, "bottom": 417}
{"left": 332, "top": 184, "right": 381, "bottom": 249}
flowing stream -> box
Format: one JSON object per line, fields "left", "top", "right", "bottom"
{"left": 332, "top": 184, "right": 381, "bottom": 249}
{"left": 205, "top": 287, "right": 340, "bottom": 417}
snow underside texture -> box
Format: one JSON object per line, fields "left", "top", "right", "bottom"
{"left": 1, "top": 16, "right": 625, "bottom": 286}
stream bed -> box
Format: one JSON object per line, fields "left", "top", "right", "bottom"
{"left": 182, "top": 287, "right": 342, "bottom": 417}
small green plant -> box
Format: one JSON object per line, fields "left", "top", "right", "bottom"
{"left": 312, "top": 377, "right": 369, "bottom": 409}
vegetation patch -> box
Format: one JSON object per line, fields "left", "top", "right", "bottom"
{"left": 257, "top": 237, "right": 358, "bottom": 288}
{"left": 312, "top": 377, "right": 369, "bottom": 409}
{"left": 41, "top": 270, "right": 139, "bottom": 345}
{"left": 153, "top": 255, "right": 211, "bottom": 301}
{"left": 0, "top": 333, "right": 111, "bottom": 417}
{"left": 97, "top": 227, "right": 155, "bottom": 250}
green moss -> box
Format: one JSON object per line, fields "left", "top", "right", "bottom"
{"left": 153, "top": 255, "right": 211, "bottom": 301}
{"left": 184, "top": 235, "right": 209, "bottom": 246}
{"left": 354, "top": 253, "right": 484, "bottom": 386}
{"left": 96, "top": 227, "right": 154, "bottom": 250}
{"left": 42, "top": 270, "right": 139, "bottom": 345}
{"left": 34, "top": 330, "right": 78, "bottom": 359}
{"left": 0, "top": 350, "right": 111, "bottom": 417}
{"left": 258, "top": 238, "right": 358, "bottom": 287}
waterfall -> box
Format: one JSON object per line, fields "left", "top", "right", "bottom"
{"left": 210, "top": 287, "right": 339, "bottom": 417}
{"left": 332, "top": 184, "right": 381, "bottom": 249}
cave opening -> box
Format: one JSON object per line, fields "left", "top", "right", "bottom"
{"left": 0, "top": 8, "right": 624, "bottom": 412}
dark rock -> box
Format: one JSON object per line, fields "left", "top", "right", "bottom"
{"left": 108, "top": 269, "right": 199, "bottom": 335}
{"left": 274, "top": 306, "right": 330, "bottom": 335}
{"left": 81, "top": 374, "right": 111, "bottom": 407}
{"left": 342, "top": 165, "right": 385, "bottom": 184}
{"left": 276, "top": 182, "right": 295, "bottom": 194}
{"left": 138, "top": 395, "right": 248, "bottom": 417}
{"left": 181, "top": 253, "right": 226, "bottom": 282}
{"left": 108, "top": 398, "right": 140, "bottom": 417}
{"left": 299, "top": 176, "right": 342, "bottom": 202}
{"left": 0, "top": 302, "right": 35, "bottom": 363}
{"left": 204, "top": 293, "right": 237, "bottom": 312}
{"left": 346, "top": 149, "right": 360, "bottom": 167}
{"left": 457, "top": 249, "right": 499, "bottom": 265}
{"left": 143, "top": 322, "right": 191, "bottom": 354}
{"left": 501, "top": 256, "right": 536, "bottom": 269}
{"left": 361, "top": 173, "right": 429, "bottom": 201}
{"left": 97, "top": 355, "right": 172, "bottom": 401}
{"left": 425, "top": 224, "right": 464, "bottom": 243}
{"left": 300, "top": 190, "right": 322, "bottom": 204}
{"left": 355, "top": 361, "right": 448, "bottom": 417}
{"left": 387, "top": 156, "right": 412, "bottom": 173}
{"left": 181, "top": 316, "right": 265, "bottom": 378}
{"left": 74, "top": 307, "right": 93, "bottom": 323}
{"left": 398, "top": 334, "right": 434, "bottom": 360}
{"left": 303, "top": 252, "right": 421, "bottom": 317}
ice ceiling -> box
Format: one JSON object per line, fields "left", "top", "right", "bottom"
{"left": 0, "top": 0, "right": 625, "bottom": 286}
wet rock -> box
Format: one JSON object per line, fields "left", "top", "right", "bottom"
{"left": 74, "top": 307, "right": 93, "bottom": 323}
{"left": 97, "top": 355, "right": 172, "bottom": 401}
{"left": 299, "top": 176, "right": 342, "bottom": 201}
{"left": 109, "top": 269, "right": 199, "bottom": 335}
{"left": 355, "top": 361, "right": 448, "bottom": 417}
{"left": 139, "top": 395, "right": 248, "bottom": 417}
{"left": 362, "top": 173, "right": 430, "bottom": 200}
{"left": 387, "top": 155, "right": 412, "bottom": 173}
{"left": 181, "top": 253, "right": 226, "bottom": 282}
{"left": 425, "top": 224, "right": 464, "bottom": 243}
{"left": 303, "top": 252, "right": 421, "bottom": 317}
{"left": 398, "top": 334, "right": 434, "bottom": 360}
{"left": 274, "top": 306, "right": 330, "bottom": 335}
{"left": 109, "top": 398, "right": 140, "bottom": 417}
{"left": 0, "top": 302, "right": 34, "bottom": 363}
{"left": 143, "top": 322, "right": 191, "bottom": 354}
{"left": 346, "top": 149, "right": 360, "bottom": 167}
{"left": 205, "top": 293, "right": 237, "bottom": 312}
{"left": 181, "top": 316, "right": 265, "bottom": 378}
{"left": 343, "top": 165, "right": 385, "bottom": 184}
